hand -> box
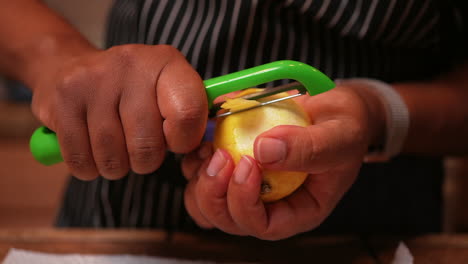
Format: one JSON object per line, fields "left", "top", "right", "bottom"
{"left": 31, "top": 44, "right": 208, "bottom": 180}
{"left": 182, "top": 85, "right": 384, "bottom": 240}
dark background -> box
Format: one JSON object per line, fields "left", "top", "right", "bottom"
{"left": 0, "top": 0, "right": 467, "bottom": 233}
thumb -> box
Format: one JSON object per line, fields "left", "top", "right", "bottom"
{"left": 31, "top": 95, "right": 58, "bottom": 132}
{"left": 253, "top": 123, "right": 364, "bottom": 173}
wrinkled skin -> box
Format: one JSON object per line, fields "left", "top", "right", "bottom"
{"left": 32, "top": 44, "right": 208, "bottom": 180}
{"left": 182, "top": 85, "right": 381, "bottom": 240}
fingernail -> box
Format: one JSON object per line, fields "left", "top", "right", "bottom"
{"left": 206, "top": 149, "right": 226, "bottom": 176}
{"left": 198, "top": 143, "right": 213, "bottom": 160}
{"left": 234, "top": 156, "right": 253, "bottom": 184}
{"left": 256, "top": 138, "right": 287, "bottom": 164}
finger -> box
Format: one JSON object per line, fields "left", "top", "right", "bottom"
{"left": 157, "top": 50, "right": 208, "bottom": 153}
{"left": 181, "top": 142, "right": 213, "bottom": 181}
{"left": 120, "top": 84, "right": 166, "bottom": 174}
{"left": 184, "top": 164, "right": 215, "bottom": 229}
{"left": 262, "top": 166, "right": 360, "bottom": 240}
{"left": 195, "top": 149, "right": 247, "bottom": 235}
{"left": 254, "top": 123, "right": 366, "bottom": 174}
{"left": 226, "top": 156, "right": 268, "bottom": 237}
{"left": 31, "top": 93, "right": 57, "bottom": 132}
{"left": 56, "top": 110, "right": 99, "bottom": 180}
{"left": 227, "top": 160, "right": 326, "bottom": 240}
{"left": 256, "top": 181, "right": 324, "bottom": 240}
{"left": 88, "top": 101, "right": 129, "bottom": 180}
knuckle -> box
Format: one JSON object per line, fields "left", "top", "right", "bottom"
{"left": 65, "top": 153, "right": 93, "bottom": 171}
{"left": 94, "top": 129, "right": 115, "bottom": 148}
{"left": 129, "top": 137, "right": 164, "bottom": 164}
{"left": 301, "top": 131, "right": 320, "bottom": 164}
{"left": 99, "top": 158, "right": 122, "bottom": 171}
{"left": 130, "top": 145, "right": 156, "bottom": 162}
{"left": 56, "top": 66, "right": 103, "bottom": 100}
{"left": 31, "top": 102, "right": 43, "bottom": 121}
{"left": 154, "top": 44, "right": 179, "bottom": 56}
{"left": 30, "top": 96, "right": 42, "bottom": 117}
{"left": 109, "top": 45, "right": 139, "bottom": 66}
{"left": 31, "top": 99, "right": 54, "bottom": 127}
{"left": 57, "top": 67, "right": 89, "bottom": 93}
{"left": 92, "top": 132, "right": 128, "bottom": 177}
{"left": 96, "top": 158, "right": 127, "bottom": 178}
{"left": 172, "top": 103, "right": 205, "bottom": 124}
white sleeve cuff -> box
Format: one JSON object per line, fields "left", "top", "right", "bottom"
{"left": 336, "top": 78, "right": 410, "bottom": 162}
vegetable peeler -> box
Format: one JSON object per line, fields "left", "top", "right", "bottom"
{"left": 30, "top": 60, "right": 334, "bottom": 165}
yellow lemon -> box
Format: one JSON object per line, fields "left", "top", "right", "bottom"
{"left": 213, "top": 89, "right": 311, "bottom": 202}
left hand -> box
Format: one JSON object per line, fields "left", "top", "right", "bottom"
{"left": 182, "top": 85, "right": 384, "bottom": 240}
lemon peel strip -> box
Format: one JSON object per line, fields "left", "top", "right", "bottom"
{"left": 220, "top": 88, "right": 264, "bottom": 112}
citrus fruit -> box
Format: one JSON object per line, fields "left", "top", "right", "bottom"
{"left": 213, "top": 88, "right": 310, "bottom": 202}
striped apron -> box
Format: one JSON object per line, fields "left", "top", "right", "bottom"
{"left": 57, "top": 0, "right": 467, "bottom": 234}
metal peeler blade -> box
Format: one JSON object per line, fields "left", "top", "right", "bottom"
{"left": 209, "top": 81, "right": 307, "bottom": 118}
{"left": 29, "top": 61, "right": 334, "bottom": 166}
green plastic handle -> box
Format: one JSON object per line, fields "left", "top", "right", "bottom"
{"left": 30, "top": 60, "right": 334, "bottom": 165}
{"left": 204, "top": 60, "right": 334, "bottom": 107}
{"left": 30, "top": 126, "right": 64, "bottom": 165}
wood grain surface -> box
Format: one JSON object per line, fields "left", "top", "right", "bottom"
{"left": 0, "top": 229, "right": 374, "bottom": 263}
{"left": 2, "top": 229, "right": 468, "bottom": 263}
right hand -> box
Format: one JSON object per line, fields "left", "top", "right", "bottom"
{"left": 181, "top": 85, "right": 382, "bottom": 240}
{"left": 31, "top": 44, "right": 208, "bottom": 180}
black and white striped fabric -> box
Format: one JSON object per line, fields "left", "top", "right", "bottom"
{"left": 57, "top": 0, "right": 467, "bottom": 233}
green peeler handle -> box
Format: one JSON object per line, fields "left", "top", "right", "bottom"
{"left": 204, "top": 60, "right": 334, "bottom": 107}
{"left": 30, "top": 126, "right": 63, "bottom": 165}
{"left": 30, "top": 60, "right": 334, "bottom": 165}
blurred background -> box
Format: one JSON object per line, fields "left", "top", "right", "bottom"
{"left": 0, "top": 0, "right": 467, "bottom": 233}
{"left": 0, "top": 0, "right": 112, "bottom": 227}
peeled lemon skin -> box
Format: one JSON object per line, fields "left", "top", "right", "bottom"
{"left": 213, "top": 92, "right": 311, "bottom": 202}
